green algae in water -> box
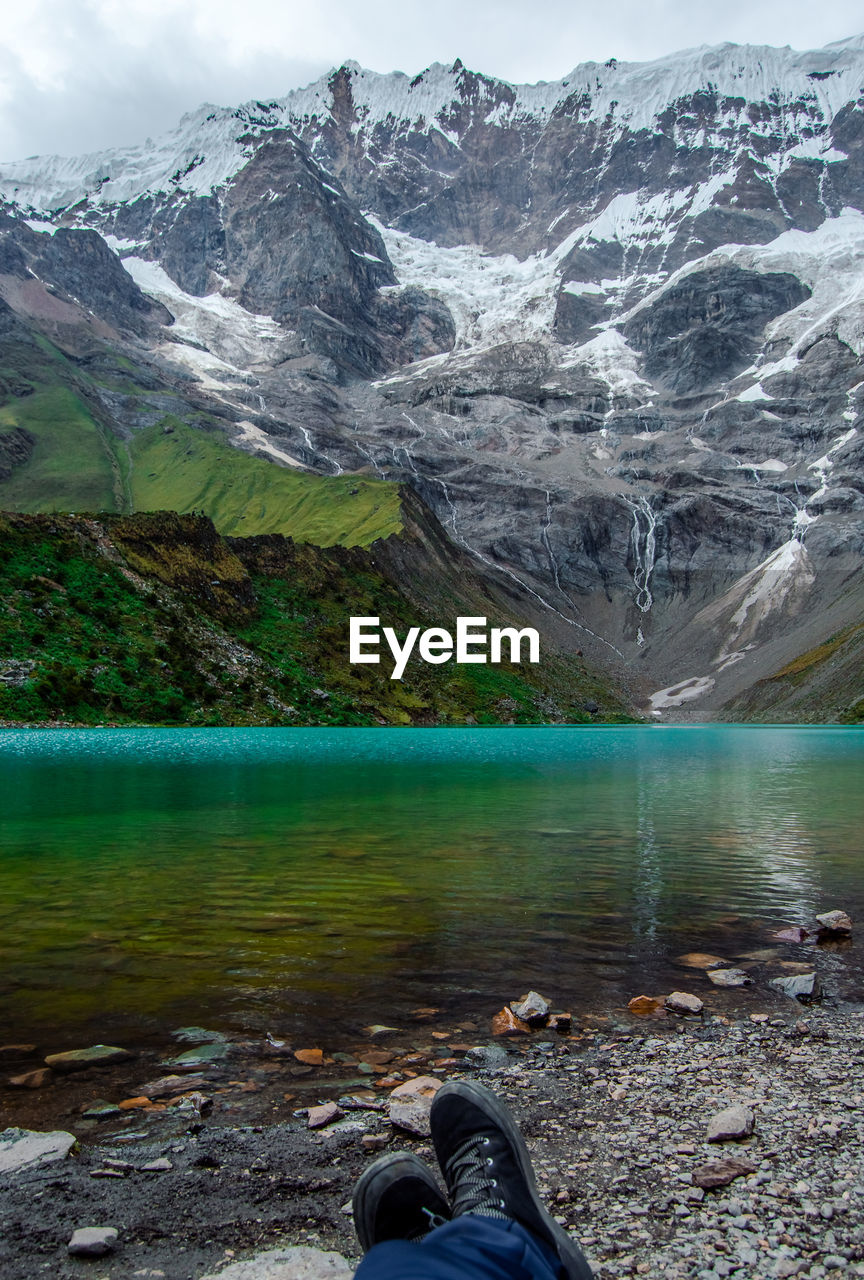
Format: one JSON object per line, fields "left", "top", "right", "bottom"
{"left": 0, "top": 726, "right": 862, "bottom": 1046}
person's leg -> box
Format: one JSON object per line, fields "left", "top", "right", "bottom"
{"left": 430, "top": 1080, "right": 593, "bottom": 1280}
{"left": 350, "top": 1081, "right": 593, "bottom": 1280}
{"left": 354, "top": 1213, "right": 564, "bottom": 1280}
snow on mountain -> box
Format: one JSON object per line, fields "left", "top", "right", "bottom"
{"left": 3, "top": 36, "right": 864, "bottom": 214}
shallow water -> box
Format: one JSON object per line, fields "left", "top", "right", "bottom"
{"left": 0, "top": 726, "right": 862, "bottom": 1047}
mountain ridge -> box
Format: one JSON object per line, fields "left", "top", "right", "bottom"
{"left": 2, "top": 35, "right": 864, "bottom": 721}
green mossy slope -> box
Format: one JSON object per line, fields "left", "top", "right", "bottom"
{"left": 128, "top": 421, "right": 400, "bottom": 546}
{"left": 0, "top": 334, "right": 400, "bottom": 547}
{"left": 0, "top": 512, "right": 635, "bottom": 727}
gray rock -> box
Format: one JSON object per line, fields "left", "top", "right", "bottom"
{"left": 666, "top": 992, "right": 704, "bottom": 1014}
{"left": 198, "top": 1246, "right": 353, "bottom": 1280}
{"left": 0, "top": 1127, "right": 77, "bottom": 1173}
{"left": 463, "top": 1044, "right": 510, "bottom": 1070}
{"left": 162, "top": 1041, "right": 231, "bottom": 1067}
{"left": 706, "top": 1104, "right": 755, "bottom": 1143}
{"left": 815, "top": 911, "right": 852, "bottom": 935}
{"left": 171, "top": 1026, "right": 228, "bottom": 1044}
{"left": 770, "top": 973, "right": 822, "bottom": 1002}
{"left": 707, "top": 968, "right": 754, "bottom": 988}
{"left": 388, "top": 1075, "right": 442, "bottom": 1137}
{"left": 510, "top": 991, "right": 550, "bottom": 1024}
{"left": 44, "top": 1044, "right": 133, "bottom": 1072}
{"left": 67, "top": 1227, "right": 118, "bottom": 1257}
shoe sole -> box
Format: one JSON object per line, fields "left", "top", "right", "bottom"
{"left": 352, "top": 1151, "right": 447, "bottom": 1253}
{"left": 431, "top": 1080, "right": 591, "bottom": 1279}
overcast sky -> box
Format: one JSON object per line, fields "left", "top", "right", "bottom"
{"left": 2, "top": 0, "right": 862, "bottom": 162}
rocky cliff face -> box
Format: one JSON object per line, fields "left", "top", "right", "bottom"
{"left": 2, "top": 36, "right": 864, "bottom": 718}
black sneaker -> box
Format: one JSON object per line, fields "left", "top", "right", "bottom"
{"left": 352, "top": 1151, "right": 451, "bottom": 1252}
{"left": 430, "top": 1080, "right": 593, "bottom": 1280}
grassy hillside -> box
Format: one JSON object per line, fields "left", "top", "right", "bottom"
{"left": 128, "top": 421, "right": 400, "bottom": 545}
{"left": 0, "top": 512, "right": 635, "bottom": 727}
{"left": 0, "top": 333, "right": 400, "bottom": 547}
{"left": 722, "top": 621, "right": 864, "bottom": 723}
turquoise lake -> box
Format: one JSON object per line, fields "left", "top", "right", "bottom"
{"left": 0, "top": 726, "right": 862, "bottom": 1048}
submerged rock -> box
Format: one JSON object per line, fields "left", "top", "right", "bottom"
{"left": 162, "top": 1041, "right": 230, "bottom": 1068}
{"left": 7, "top": 1068, "right": 53, "bottom": 1089}
{"left": 0, "top": 1127, "right": 77, "bottom": 1173}
{"left": 628, "top": 995, "right": 664, "bottom": 1016}
{"left": 773, "top": 927, "right": 810, "bottom": 943}
{"left": 707, "top": 968, "right": 754, "bottom": 987}
{"left": 44, "top": 1044, "right": 133, "bottom": 1072}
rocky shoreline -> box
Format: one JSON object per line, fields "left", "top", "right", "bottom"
{"left": 2, "top": 954, "right": 863, "bottom": 1280}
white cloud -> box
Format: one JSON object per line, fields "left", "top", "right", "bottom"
{"left": 0, "top": 0, "right": 861, "bottom": 162}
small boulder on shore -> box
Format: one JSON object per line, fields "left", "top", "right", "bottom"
{"left": 0, "top": 1127, "right": 77, "bottom": 1174}
{"left": 388, "top": 1075, "right": 442, "bottom": 1136}
{"left": 706, "top": 1103, "right": 755, "bottom": 1143}
{"left": 67, "top": 1227, "right": 118, "bottom": 1258}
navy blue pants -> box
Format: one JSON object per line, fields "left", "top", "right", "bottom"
{"left": 354, "top": 1215, "right": 591, "bottom": 1280}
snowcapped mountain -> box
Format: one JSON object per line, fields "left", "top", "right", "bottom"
{"left": 2, "top": 36, "right": 864, "bottom": 719}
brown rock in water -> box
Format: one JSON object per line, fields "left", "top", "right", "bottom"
{"left": 547, "top": 1012, "right": 572, "bottom": 1034}
{"left": 772, "top": 927, "right": 809, "bottom": 943}
{"left": 676, "top": 953, "right": 726, "bottom": 969}
{"left": 628, "top": 996, "right": 664, "bottom": 1016}
{"left": 510, "top": 991, "right": 550, "bottom": 1025}
{"left": 8, "top": 1069, "right": 53, "bottom": 1089}
{"left": 118, "top": 1096, "right": 151, "bottom": 1110}
{"left": 815, "top": 910, "right": 853, "bottom": 935}
{"left": 692, "top": 1157, "right": 757, "bottom": 1189}
{"left": 294, "top": 1048, "right": 324, "bottom": 1066}
{"left": 0, "top": 1045, "right": 38, "bottom": 1056}
{"left": 388, "top": 1075, "right": 442, "bottom": 1136}
{"left": 706, "top": 1103, "right": 755, "bottom": 1142}
{"left": 665, "top": 992, "right": 704, "bottom": 1015}
{"left": 491, "top": 1007, "right": 532, "bottom": 1036}
{"left": 307, "top": 1101, "right": 344, "bottom": 1129}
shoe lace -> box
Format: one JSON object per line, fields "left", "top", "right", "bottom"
{"left": 445, "top": 1135, "right": 508, "bottom": 1218}
{"left": 405, "top": 1206, "right": 449, "bottom": 1242}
